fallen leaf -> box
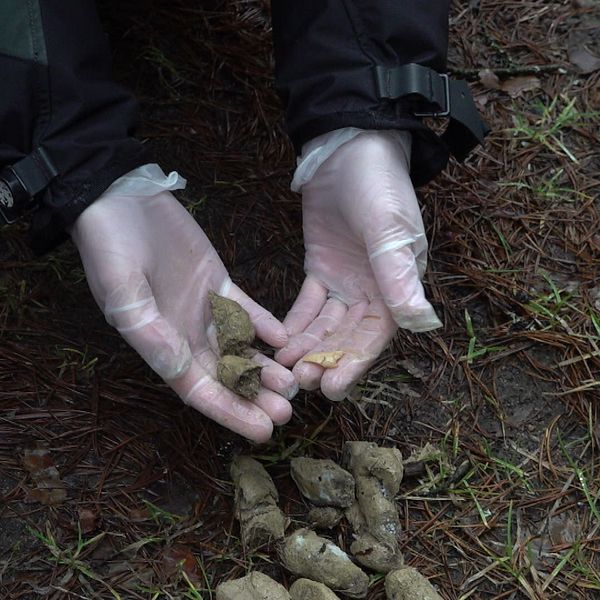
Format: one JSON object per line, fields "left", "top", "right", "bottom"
{"left": 479, "top": 70, "right": 541, "bottom": 97}
{"left": 128, "top": 507, "right": 151, "bottom": 522}
{"left": 79, "top": 508, "right": 98, "bottom": 533}
{"left": 501, "top": 75, "right": 541, "bottom": 98}
{"left": 24, "top": 482, "right": 67, "bottom": 506}
{"left": 549, "top": 513, "right": 580, "bottom": 546}
{"left": 479, "top": 69, "right": 501, "bottom": 90}
{"left": 569, "top": 19, "right": 600, "bottom": 74}
{"left": 160, "top": 545, "right": 201, "bottom": 584}
{"left": 568, "top": 45, "right": 600, "bottom": 74}
{"left": 22, "top": 448, "right": 54, "bottom": 475}
{"left": 22, "top": 447, "right": 67, "bottom": 506}
{"left": 475, "top": 93, "right": 490, "bottom": 108}
{"left": 303, "top": 351, "right": 345, "bottom": 368}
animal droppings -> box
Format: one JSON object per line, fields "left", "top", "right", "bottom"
{"left": 215, "top": 571, "right": 290, "bottom": 600}
{"left": 209, "top": 291, "right": 255, "bottom": 356}
{"left": 231, "top": 456, "right": 288, "bottom": 549}
{"left": 289, "top": 578, "right": 342, "bottom": 600}
{"left": 290, "top": 457, "right": 355, "bottom": 508}
{"left": 217, "top": 355, "right": 261, "bottom": 399}
{"left": 279, "top": 529, "right": 369, "bottom": 598}
{"left": 384, "top": 567, "right": 443, "bottom": 600}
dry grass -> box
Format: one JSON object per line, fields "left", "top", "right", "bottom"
{"left": 1, "top": 1, "right": 599, "bottom": 598}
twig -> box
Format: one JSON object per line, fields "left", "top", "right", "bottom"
{"left": 449, "top": 64, "right": 568, "bottom": 80}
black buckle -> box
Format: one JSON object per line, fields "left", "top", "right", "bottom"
{"left": 0, "top": 167, "right": 30, "bottom": 225}
{"left": 414, "top": 73, "right": 450, "bottom": 118}
{"left": 374, "top": 63, "right": 490, "bottom": 162}
{"left": 375, "top": 63, "right": 451, "bottom": 117}
{"left": 0, "top": 148, "right": 58, "bottom": 225}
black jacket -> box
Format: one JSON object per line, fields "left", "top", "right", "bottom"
{"left": 0, "top": 1, "right": 487, "bottom": 253}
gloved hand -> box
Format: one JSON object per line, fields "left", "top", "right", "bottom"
{"left": 275, "top": 131, "right": 442, "bottom": 400}
{"left": 71, "top": 190, "right": 298, "bottom": 443}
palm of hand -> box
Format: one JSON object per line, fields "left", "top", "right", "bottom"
{"left": 72, "top": 191, "right": 296, "bottom": 442}
{"left": 276, "top": 132, "right": 441, "bottom": 400}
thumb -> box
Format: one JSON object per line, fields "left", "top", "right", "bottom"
{"left": 369, "top": 239, "right": 442, "bottom": 332}
{"left": 103, "top": 275, "right": 193, "bottom": 380}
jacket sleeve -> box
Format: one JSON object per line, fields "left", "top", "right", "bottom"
{"left": 0, "top": 0, "right": 149, "bottom": 253}
{"left": 271, "top": 0, "right": 488, "bottom": 187}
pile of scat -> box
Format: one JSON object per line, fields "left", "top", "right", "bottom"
{"left": 217, "top": 442, "right": 443, "bottom": 600}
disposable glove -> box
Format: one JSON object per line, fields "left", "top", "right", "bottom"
{"left": 71, "top": 190, "right": 298, "bottom": 443}
{"left": 276, "top": 130, "right": 442, "bottom": 401}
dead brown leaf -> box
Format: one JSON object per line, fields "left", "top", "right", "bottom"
{"left": 479, "top": 69, "right": 501, "bottom": 90}
{"left": 475, "top": 93, "right": 490, "bottom": 108}
{"left": 501, "top": 76, "right": 541, "bottom": 98}
{"left": 79, "top": 508, "right": 98, "bottom": 533}
{"left": 22, "top": 447, "right": 67, "bottom": 506}
{"left": 160, "top": 544, "right": 201, "bottom": 584}
{"left": 478, "top": 69, "right": 540, "bottom": 97}
{"left": 568, "top": 45, "right": 600, "bottom": 73}
{"left": 128, "top": 507, "right": 151, "bottom": 522}
{"left": 22, "top": 448, "right": 54, "bottom": 475}
{"left": 24, "top": 482, "right": 67, "bottom": 506}
{"left": 568, "top": 17, "right": 600, "bottom": 74}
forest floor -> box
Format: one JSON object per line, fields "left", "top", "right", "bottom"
{"left": 1, "top": 1, "right": 599, "bottom": 599}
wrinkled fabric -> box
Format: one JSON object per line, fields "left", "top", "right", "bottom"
{"left": 0, "top": 1, "right": 148, "bottom": 251}
{"left": 272, "top": 0, "right": 452, "bottom": 186}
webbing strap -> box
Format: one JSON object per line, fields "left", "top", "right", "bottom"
{"left": 374, "top": 63, "right": 490, "bottom": 161}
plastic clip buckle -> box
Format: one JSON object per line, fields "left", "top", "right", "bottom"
{"left": 0, "top": 167, "right": 29, "bottom": 225}
{"left": 0, "top": 148, "right": 58, "bottom": 225}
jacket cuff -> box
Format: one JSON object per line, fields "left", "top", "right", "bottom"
{"left": 29, "top": 144, "right": 149, "bottom": 255}
{"left": 272, "top": 1, "right": 487, "bottom": 187}
{"left": 0, "top": 0, "right": 152, "bottom": 253}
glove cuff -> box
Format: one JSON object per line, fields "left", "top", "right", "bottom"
{"left": 291, "top": 128, "right": 412, "bottom": 193}
{"left": 96, "top": 164, "right": 187, "bottom": 201}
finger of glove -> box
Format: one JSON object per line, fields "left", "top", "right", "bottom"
{"left": 369, "top": 243, "right": 442, "bottom": 332}
{"left": 275, "top": 297, "right": 347, "bottom": 367}
{"left": 105, "top": 279, "right": 193, "bottom": 381}
{"left": 170, "top": 350, "right": 275, "bottom": 443}
{"left": 222, "top": 281, "right": 288, "bottom": 348}
{"left": 320, "top": 300, "right": 397, "bottom": 401}
{"left": 293, "top": 301, "right": 369, "bottom": 391}
{"left": 205, "top": 324, "right": 298, "bottom": 401}
{"left": 252, "top": 387, "right": 293, "bottom": 426}
{"left": 190, "top": 346, "right": 292, "bottom": 428}
{"left": 281, "top": 275, "right": 328, "bottom": 336}
{"left": 251, "top": 353, "right": 299, "bottom": 402}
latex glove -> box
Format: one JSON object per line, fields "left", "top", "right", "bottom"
{"left": 71, "top": 190, "right": 297, "bottom": 443}
{"left": 275, "top": 131, "right": 442, "bottom": 400}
